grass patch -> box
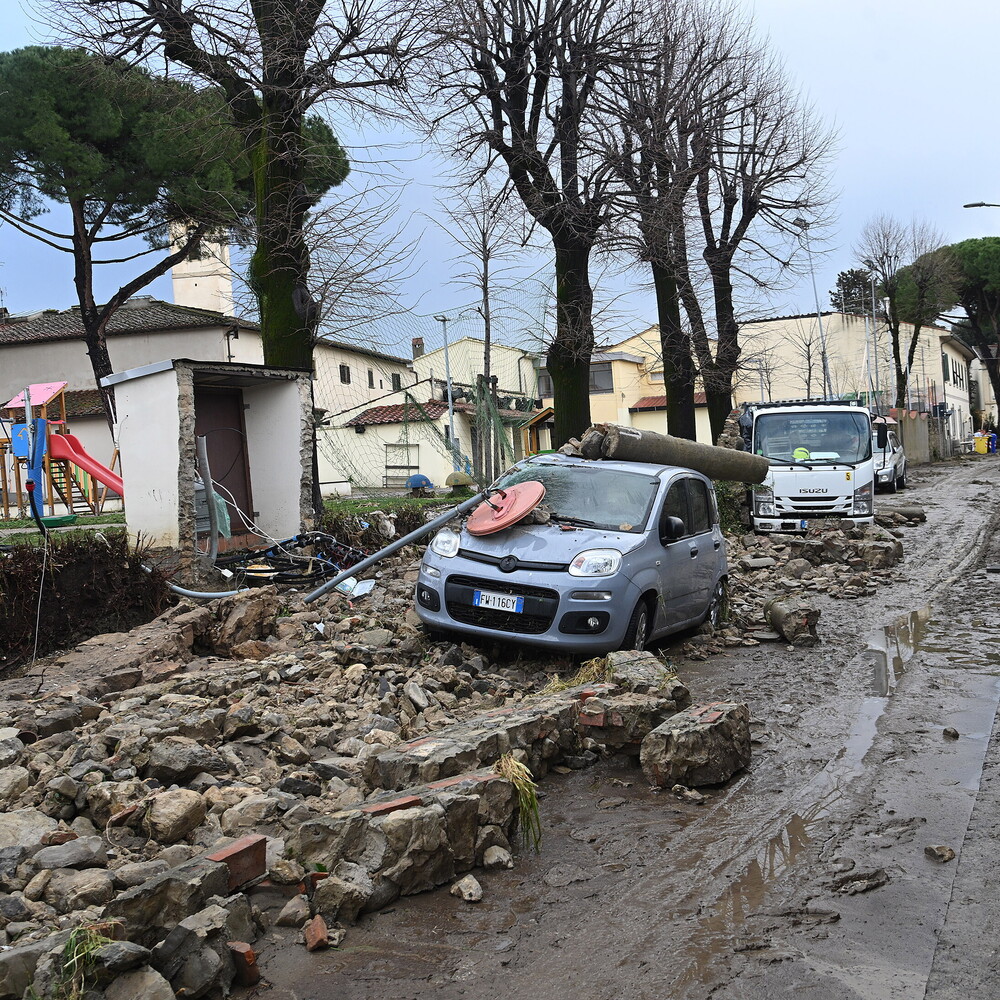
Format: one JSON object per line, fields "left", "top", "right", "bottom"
{"left": 27, "top": 922, "right": 123, "bottom": 1000}
{"left": 495, "top": 753, "right": 542, "bottom": 852}
{"left": 541, "top": 656, "right": 615, "bottom": 695}
{"left": 0, "top": 511, "right": 125, "bottom": 531}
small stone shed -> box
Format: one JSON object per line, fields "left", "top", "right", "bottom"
{"left": 101, "top": 359, "right": 312, "bottom": 551}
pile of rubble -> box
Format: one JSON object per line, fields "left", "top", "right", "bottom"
{"left": 0, "top": 565, "right": 702, "bottom": 999}
{"left": 678, "top": 512, "right": 922, "bottom": 659}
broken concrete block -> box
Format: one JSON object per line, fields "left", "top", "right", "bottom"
{"left": 144, "top": 789, "right": 207, "bottom": 844}
{"left": 103, "top": 858, "right": 230, "bottom": 948}
{"left": 450, "top": 874, "right": 483, "bottom": 902}
{"left": 312, "top": 865, "right": 374, "bottom": 924}
{"left": 640, "top": 702, "right": 751, "bottom": 788}
{"left": 104, "top": 966, "right": 175, "bottom": 1000}
{"left": 0, "top": 809, "right": 57, "bottom": 850}
{"left": 276, "top": 894, "right": 310, "bottom": 927}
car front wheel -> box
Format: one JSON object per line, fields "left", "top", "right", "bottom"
{"left": 621, "top": 598, "right": 650, "bottom": 651}
{"left": 897, "top": 466, "right": 907, "bottom": 489}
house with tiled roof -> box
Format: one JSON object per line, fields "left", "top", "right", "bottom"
{"left": 318, "top": 337, "right": 547, "bottom": 488}
{"left": 0, "top": 288, "right": 420, "bottom": 494}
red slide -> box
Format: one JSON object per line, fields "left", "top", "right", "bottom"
{"left": 49, "top": 433, "right": 124, "bottom": 497}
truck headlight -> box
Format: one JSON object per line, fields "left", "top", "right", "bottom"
{"left": 852, "top": 483, "right": 873, "bottom": 515}
{"left": 429, "top": 529, "right": 461, "bottom": 558}
{"left": 753, "top": 488, "right": 775, "bottom": 517}
{"left": 569, "top": 548, "right": 622, "bottom": 577}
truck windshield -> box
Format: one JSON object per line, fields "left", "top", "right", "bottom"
{"left": 495, "top": 462, "right": 659, "bottom": 532}
{"left": 754, "top": 411, "right": 872, "bottom": 465}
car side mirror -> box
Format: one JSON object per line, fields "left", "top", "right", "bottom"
{"left": 661, "top": 515, "right": 685, "bottom": 543}
{"left": 875, "top": 424, "right": 888, "bottom": 449}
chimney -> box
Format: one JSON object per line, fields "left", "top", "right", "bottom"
{"left": 412, "top": 337, "right": 425, "bottom": 359}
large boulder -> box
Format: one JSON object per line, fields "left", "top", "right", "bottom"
{"left": 640, "top": 702, "right": 751, "bottom": 788}
{"left": 144, "top": 790, "right": 207, "bottom": 844}
{"left": 0, "top": 809, "right": 57, "bottom": 850}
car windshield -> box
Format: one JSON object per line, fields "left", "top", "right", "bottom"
{"left": 495, "top": 462, "right": 659, "bottom": 533}
{"left": 754, "top": 411, "right": 872, "bottom": 465}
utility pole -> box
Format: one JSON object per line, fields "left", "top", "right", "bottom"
{"left": 433, "top": 314, "right": 458, "bottom": 470}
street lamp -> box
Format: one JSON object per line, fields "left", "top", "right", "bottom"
{"left": 793, "top": 217, "right": 833, "bottom": 399}
{"left": 433, "top": 314, "right": 458, "bottom": 470}
{"left": 963, "top": 202, "right": 1000, "bottom": 208}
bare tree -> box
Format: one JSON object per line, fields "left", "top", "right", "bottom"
{"left": 783, "top": 319, "right": 824, "bottom": 398}
{"left": 856, "top": 215, "right": 952, "bottom": 408}
{"left": 54, "top": 0, "right": 417, "bottom": 370}
{"left": 430, "top": 179, "right": 525, "bottom": 482}
{"left": 600, "top": 0, "right": 749, "bottom": 440}
{"left": 678, "top": 45, "right": 835, "bottom": 439}
{"left": 424, "top": 0, "right": 637, "bottom": 446}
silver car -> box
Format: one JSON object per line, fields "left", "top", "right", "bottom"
{"left": 414, "top": 454, "right": 729, "bottom": 653}
{"left": 873, "top": 428, "right": 907, "bottom": 491}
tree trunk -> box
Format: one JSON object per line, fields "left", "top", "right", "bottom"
{"left": 548, "top": 240, "right": 595, "bottom": 447}
{"left": 704, "top": 252, "right": 741, "bottom": 442}
{"left": 651, "top": 261, "right": 696, "bottom": 440}
{"left": 247, "top": 110, "right": 315, "bottom": 370}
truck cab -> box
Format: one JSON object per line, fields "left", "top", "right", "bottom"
{"left": 743, "top": 400, "right": 877, "bottom": 532}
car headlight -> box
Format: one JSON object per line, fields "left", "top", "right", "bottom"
{"left": 852, "top": 483, "right": 873, "bottom": 515}
{"left": 569, "top": 548, "right": 622, "bottom": 577}
{"left": 429, "top": 529, "right": 461, "bottom": 558}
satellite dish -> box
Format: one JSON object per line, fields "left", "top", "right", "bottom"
{"left": 466, "top": 481, "right": 545, "bottom": 536}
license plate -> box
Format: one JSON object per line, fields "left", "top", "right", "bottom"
{"left": 474, "top": 590, "right": 523, "bottom": 613}
{"left": 799, "top": 519, "right": 808, "bottom": 529}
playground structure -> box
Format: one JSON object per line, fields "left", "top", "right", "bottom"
{"left": 0, "top": 382, "right": 123, "bottom": 520}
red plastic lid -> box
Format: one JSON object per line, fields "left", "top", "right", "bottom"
{"left": 466, "top": 481, "right": 546, "bottom": 536}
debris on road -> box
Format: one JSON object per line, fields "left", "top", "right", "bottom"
{"left": 639, "top": 702, "right": 751, "bottom": 788}
{"left": 924, "top": 845, "right": 957, "bottom": 863}
{"left": 762, "top": 596, "right": 821, "bottom": 646}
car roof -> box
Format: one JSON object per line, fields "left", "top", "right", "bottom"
{"left": 513, "top": 452, "right": 708, "bottom": 481}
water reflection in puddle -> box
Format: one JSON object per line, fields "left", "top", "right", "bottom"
{"left": 867, "top": 606, "right": 931, "bottom": 696}
{"left": 674, "top": 606, "right": 989, "bottom": 990}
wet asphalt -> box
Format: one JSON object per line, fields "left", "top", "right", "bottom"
{"left": 247, "top": 457, "right": 1000, "bottom": 1000}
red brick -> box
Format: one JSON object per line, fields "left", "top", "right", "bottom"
{"left": 578, "top": 712, "right": 606, "bottom": 727}
{"left": 700, "top": 711, "right": 723, "bottom": 724}
{"left": 360, "top": 794, "right": 422, "bottom": 816}
{"left": 206, "top": 834, "right": 268, "bottom": 891}
{"left": 228, "top": 942, "right": 260, "bottom": 986}
{"left": 303, "top": 915, "right": 329, "bottom": 952}
{"left": 609, "top": 711, "right": 624, "bottom": 727}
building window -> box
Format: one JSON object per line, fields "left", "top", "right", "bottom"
{"left": 339, "top": 364, "right": 351, "bottom": 384}
{"left": 649, "top": 370, "right": 664, "bottom": 382}
{"left": 367, "top": 368, "right": 374, "bottom": 388}
{"left": 589, "top": 362, "right": 613, "bottom": 394}
{"left": 391, "top": 373, "right": 402, "bottom": 391}
{"left": 537, "top": 369, "right": 553, "bottom": 397}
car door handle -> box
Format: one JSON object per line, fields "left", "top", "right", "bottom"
{"left": 690, "top": 547, "right": 699, "bottom": 558}
{"left": 713, "top": 540, "right": 721, "bottom": 550}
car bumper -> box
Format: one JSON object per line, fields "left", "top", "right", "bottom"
{"left": 413, "top": 556, "right": 640, "bottom": 652}
{"left": 754, "top": 513, "right": 874, "bottom": 532}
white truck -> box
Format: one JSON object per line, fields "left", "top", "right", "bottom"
{"left": 740, "top": 399, "right": 885, "bottom": 533}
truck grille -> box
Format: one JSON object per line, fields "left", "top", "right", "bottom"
{"left": 777, "top": 495, "right": 851, "bottom": 515}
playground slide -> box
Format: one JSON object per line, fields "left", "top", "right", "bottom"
{"left": 48, "top": 433, "right": 124, "bottom": 497}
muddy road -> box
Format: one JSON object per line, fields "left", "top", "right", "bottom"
{"left": 253, "top": 458, "right": 1000, "bottom": 1000}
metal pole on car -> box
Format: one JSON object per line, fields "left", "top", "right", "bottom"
{"left": 303, "top": 491, "right": 487, "bottom": 604}
{"left": 434, "top": 314, "right": 459, "bottom": 471}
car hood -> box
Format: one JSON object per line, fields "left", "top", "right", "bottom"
{"left": 457, "top": 523, "right": 647, "bottom": 563}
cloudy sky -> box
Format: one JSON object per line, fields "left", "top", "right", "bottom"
{"left": 2, "top": 0, "right": 999, "bottom": 355}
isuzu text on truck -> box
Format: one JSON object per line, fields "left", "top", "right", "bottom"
{"left": 741, "top": 399, "right": 886, "bottom": 532}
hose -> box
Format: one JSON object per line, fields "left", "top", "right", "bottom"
{"left": 26, "top": 479, "right": 48, "bottom": 539}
